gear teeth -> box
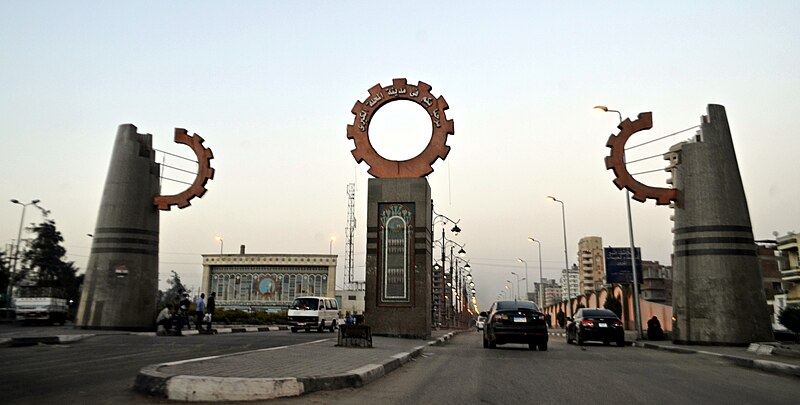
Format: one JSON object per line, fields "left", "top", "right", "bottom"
{"left": 605, "top": 112, "right": 677, "bottom": 206}
{"left": 154, "top": 128, "right": 215, "bottom": 211}
{"left": 346, "top": 78, "right": 454, "bottom": 178}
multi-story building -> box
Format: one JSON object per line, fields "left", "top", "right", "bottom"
{"left": 641, "top": 260, "right": 672, "bottom": 304}
{"left": 756, "top": 240, "right": 790, "bottom": 327}
{"left": 532, "top": 278, "right": 561, "bottom": 307}
{"left": 335, "top": 281, "right": 366, "bottom": 316}
{"left": 561, "top": 264, "right": 580, "bottom": 301}
{"left": 201, "top": 246, "right": 337, "bottom": 312}
{"left": 578, "top": 236, "right": 605, "bottom": 294}
{"left": 777, "top": 232, "right": 799, "bottom": 305}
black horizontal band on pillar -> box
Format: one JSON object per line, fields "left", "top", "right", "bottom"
{"left": 94, "top": 227, "right": 159, "bottom": 236}
{"left": 93, "top": 237, "right": 159, "bottom": 246}
{"left": 674, "top": 236, "right": 754, "bottom": 246}
{"left": 366, "top": 248, "right": 377, "bottom": 255}
{"left": 414, "top": 248, "right": 428, "bottom": 255}
{"left": 367, "top": 227, "right": 378, "bottom": 233}
{"left": 91, "top": 247, "right": 159, "bottom": 256}
{"left": 367, "top": 238, "right": 377, "bottom": 244}
{"left": 674, "top": 249, "right": 756, "bottom": 257}
{"left": 673, "top": 225, "right": 752, "bottom": 234}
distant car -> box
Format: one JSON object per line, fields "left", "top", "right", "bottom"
{"left": 476, "top": 315, "right": 486, "bottom": 330}
{"left": 482, "top": 300, "right": 548, "bottom": 350}
{"left": 287, "top": 296, "right": 339, "bottom": 332}
{"left": 566, "top": 308, "right": 625, "bottom": 347}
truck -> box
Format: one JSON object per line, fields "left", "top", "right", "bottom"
{"left": 14, "top": 286, "right": 69, "bottom": 325}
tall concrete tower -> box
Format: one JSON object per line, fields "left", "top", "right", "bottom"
{"left": 77, "top": 125, "right": 213, "bottom": 330}
{"left": 670, "top": 105, "right": 772, "bottom": 344}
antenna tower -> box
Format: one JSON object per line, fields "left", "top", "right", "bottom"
{"left": 345, "top": 183, "right": 356, "bottom": 289}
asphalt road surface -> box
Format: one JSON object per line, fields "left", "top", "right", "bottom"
{"left": 269, "top": 331, "right": 800, "bottom": 405}
{"left": 0, "top": 326, "right": 325, "bottom": 404}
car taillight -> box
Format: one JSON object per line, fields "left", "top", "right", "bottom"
{"left": 580, "top": 319, "right": 594, "bottom": 327}
{"left": 612, "top": 321, "right": 623, "bottom": 327}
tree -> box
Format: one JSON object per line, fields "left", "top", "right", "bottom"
{"left": 18, "top": 220, "right": 82, "bottom": 303}
{"left": 778, "top": 306, "right": 800, "bottom": 342}
{"left": 160, "top": 270, "right": 190, "bottom": 308}
{"left": 0, "top": 252, "right": 10, "bottom": 307}
{"left": 604, "top": 294, "right": 623, "bottom": 319}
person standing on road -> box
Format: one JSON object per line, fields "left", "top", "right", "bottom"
{"left": 205, "top": 291, "right": 216, "bottom": 331}
{"left": 195, "top": 293, "right": 205, "bottom": 330}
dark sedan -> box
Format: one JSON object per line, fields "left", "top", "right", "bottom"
{"left": 566, "top": 308, "right": 625, "bottom": 346}
{"left": 482, "top": 300, "right": 548, "bottom": 350}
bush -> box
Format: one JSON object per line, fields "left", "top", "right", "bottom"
{"left": 604, "top": 294, "right": 623, "bottom": 319}
{"left": 778, "top": 306, "right": 800, "bottom": 342}
{"left": 213, "top": 309, "right": 288, "bottom": 325}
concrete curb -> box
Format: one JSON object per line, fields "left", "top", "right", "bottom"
{"left": 633, "top": 342, "right": 800, "bottom": 378}
{"left": 134, "top": 331, "right": 458, "bottom": 402}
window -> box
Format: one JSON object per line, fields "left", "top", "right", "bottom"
{"left": 348, "top": 295, "right": 357, "bottom": 300}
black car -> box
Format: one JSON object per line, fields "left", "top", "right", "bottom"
{"left": 482, "top": 300, "right": 548, "bottom": 350}
{"left": 566, "top": 308, "right": 625, "bottom": 347}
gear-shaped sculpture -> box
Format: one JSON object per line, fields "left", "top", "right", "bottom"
{"left": 347, "top": 78, "right": 454, "bottom": 178}
{"left": 605, "top": 112, "right": 677, "bottom": 205}
{"left": 154, "top": 128, "right": 215, "bottom": 210}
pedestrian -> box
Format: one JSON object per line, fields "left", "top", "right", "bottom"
{"left": 345, "top": 311, "right": 355, "bottom": 325}
{"left": 647, "top": 316, "right": 664, "bottom": 340}
{"left": 195, "top": 293, "right": 205, "bottom": 330}
{"left": 178, "top": 292, "right": 192, "bottom": 334}
{"left": 156, "top": 304, "right": 174, "bottom": 336}
{"left": 205, "top": 291, "right": 216, "bottom": 331}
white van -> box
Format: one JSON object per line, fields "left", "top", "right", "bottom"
{"left": 287, "top": 296, "right": 339, "bottom": 332}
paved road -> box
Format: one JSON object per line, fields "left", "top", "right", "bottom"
{"left": 0, "top": 328, "right": 327, "bottom": 404}
{"left": 268, "top": 331, "right": 800, "bottom": 405}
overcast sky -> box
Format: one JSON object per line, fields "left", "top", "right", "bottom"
{"left": 2, "top": 1, "right": 798, "bottom": 309}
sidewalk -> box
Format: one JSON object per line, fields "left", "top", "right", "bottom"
{"left": 134, "top": 329, "right": 460, "bottom": 402}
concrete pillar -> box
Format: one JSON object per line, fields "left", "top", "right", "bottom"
{"left": 365, "top": 178, "right": 432, "bottom": 339}
{"left": 671, "top": 105, "right": 772, "bottom": 344}
{"left": 76, "top": 124, "right": 160, "bottom": 330}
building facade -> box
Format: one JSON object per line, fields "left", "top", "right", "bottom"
{"left": 561, "top": 264, "right": 580, "bottom": 301}
{"left": 201, "top": 249, "right": 337, "bottom": 312}
{"left": 777, "top": 233, "right": 799, "bottom": 305}
{"left": 335, "top": 281, "right": 366, "bottom": 316}
{"left": 577, "top": 236, "right": 605, "bottom": 294}
{"left": 640, "top": 260, "right": 672, "bottom": 304}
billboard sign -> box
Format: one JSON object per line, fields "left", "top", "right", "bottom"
{"left": 604, "top": 247, "right": 643, "bottom": 284}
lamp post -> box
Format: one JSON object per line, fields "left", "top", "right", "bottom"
{"left": 433, "top": 210, "right": 462, "bottom": 329}
{"left": 527, "top": 237, "right": 544, "bottom": 309}
{"left": 506, "top": 281, "right": 514, "bottom": 300}
{"left": 509, "top": 271, "right": 521, "bottom": 300}
{"left": 515, "top": 258, "right": 529, "bottom": 299}
{"left": 329, "top": 236, "right": 336, "bottom": 255}
{"left": 7, "top": 199, "right": 41, "bottom": 306}
{"left": 547, "top": 195, "right": 572, "bottom": 315}
{"left": 215, "top": 236, "right": 223, "bottom": 254}
{"left": 595, "top": 105, "right": 643, "bottom": 339}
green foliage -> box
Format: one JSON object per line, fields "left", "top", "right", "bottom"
{"left": 779, "top": 306, "right": 800, "bottom": 339}
{"left": 159, "top": 270, "right": 190, "bottom": 308}
{"left": 18, "top": 220, "right": 81, "bottom": 304}
{"left": 604, "top": 294, "right": 623, "bottom": 319}
{"left": 212, "top": 309, "right": 288, "bottom": 325}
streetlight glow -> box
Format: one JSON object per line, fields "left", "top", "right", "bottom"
{"left": 528, "top": 237, "right": 545, "bottom": 309}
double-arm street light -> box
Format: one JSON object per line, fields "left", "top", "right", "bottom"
{"left": 527, "top": 237, "right": 544, "bottom": 309}
{"left": 595, "top": 105, "right": 643, "bottom": 340}
{"left": 515, "top": 258, "right": 529, "bottom": 299}
{"left": 7, "top": 199, "right": 42, "bottom": 306}
{"left": 509, "top": 272, "right": 521, "bottom": 301}
{"left": 506, "top": 280, "right": 515, "bottom": 300}
{"left": 547, "top": 195, "right": 572, "bottom": 315}
{"left": 215, "top": 235, "right": 223, "bottom": 254}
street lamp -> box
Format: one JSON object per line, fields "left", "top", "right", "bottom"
{"left": 595, "top": 105, "right": 643, "bottom": 339}
{"left": 329, "top": 236, "right": 336, "bottom": 255}
{"left": 515, "top": 258, "right": 529, "bottom": 299}
{"left": 547, "top": 195, "right": 572, "bottom": 315}
{"left": 527, "top": 237, "right": 544, "bottom": 309}
{"left": 215, "top": 235, "right": 223, "bottom": 254}
{"left": 7, "top": 199, "right": 41, "bottom": 306}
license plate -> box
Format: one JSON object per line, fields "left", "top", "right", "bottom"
{"left": 599, "top": 323, "right": 608, "bottom": 328}
{"left": 513, "top": 317, "right": 527, "bottom": 323}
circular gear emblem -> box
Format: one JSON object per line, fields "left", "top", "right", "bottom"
{"left": 257, "top": 276, "right": 277, "bottom": 297}
{"left": 347, "top": 78, "right": 454, "bottom": 178}
{"left": 153, "top": 128, "right": 215, "bottom": 210}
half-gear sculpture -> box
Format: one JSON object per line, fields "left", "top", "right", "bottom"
{"left": 154, "top": 128, "right": 215, "bottom": 210}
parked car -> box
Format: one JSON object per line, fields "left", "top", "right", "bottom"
{"left": 476, "top": 315, "right": 486, "bottom": 330}
{"left": 287, "top": 296, "right": 339, "bottom": 332}
{"left": 482, "top": 300, "right": 548, "bottom": 350}
{"left": 566, "top": 308, "right": 625, "bottom": 346}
